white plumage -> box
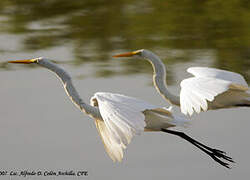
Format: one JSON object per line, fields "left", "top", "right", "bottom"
{"left": 91, "top": 92, "right": 189, "bottom": 162}
{"left": 187, "top": 67, "right": 248, "bottom": 87}
{"left": 180, "top": 67, "right": 249, "bottom": 115}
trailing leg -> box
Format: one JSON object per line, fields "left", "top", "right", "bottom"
{"left": 161, "top": 129, "right": 234, "bottom": 168}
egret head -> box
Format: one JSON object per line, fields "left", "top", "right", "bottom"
{"left": 8, "top": 57, "right": 44, "bottom": 64}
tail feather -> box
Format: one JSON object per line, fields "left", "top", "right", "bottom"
{"left": 164, "top": 106, "right": 191, "bottom": 127}
{"left": 236, "top": 94, "right": 250, "bottom": 107}
{"left": 143, "top": 106, "right": 190, "bottom": 131}
{"left": 171, "top": 112, "right": 191, "bottom": 127}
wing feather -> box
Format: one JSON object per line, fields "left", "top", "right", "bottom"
{"left": 180, "top": 67, "right": 249, "bottom": 115}
{"left": 180, "top": 77, "right": 231, "bottom": 115}
{"left": 92, "top": 92, "right": 159, "bottom": 162}
{"left": 187, "top": 67, "right": 248, "bottom": 87}
{"left": 95, "top": 119, "right": 123, "bottom": 162}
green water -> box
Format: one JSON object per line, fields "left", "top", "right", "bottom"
{"left": 0, "top": 0, "right": 249, "bottom": 82}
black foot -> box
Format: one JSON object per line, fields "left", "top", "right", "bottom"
{"left": 161, "top": 129, "right": 235, "bottom": 169}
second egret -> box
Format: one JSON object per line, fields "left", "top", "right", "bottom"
{"left": 113, "top": 49, "right": 250, "bottom": 116}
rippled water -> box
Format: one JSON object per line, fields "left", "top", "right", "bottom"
{"left": 0, "top": 1, "right": 249, "bottom": 179}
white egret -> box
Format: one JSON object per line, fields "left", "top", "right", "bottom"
{"left": 8, "top": 58, "right": 234, "bottom": 168}
{"left": 113, "top": 49, "right": 250, "bottom": 116}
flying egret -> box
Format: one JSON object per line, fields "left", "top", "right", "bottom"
{"left": 113, "top": 49, "right": 250, "bottom": 116}
{"left": 8, "top": 58, "right": 234, "bottom": 168}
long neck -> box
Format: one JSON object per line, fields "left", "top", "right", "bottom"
{"left": 144, "top": 51, "right": 180, "bottom": 106}
{"left": 37, "top": 60, "right": 101, "bottom": 119}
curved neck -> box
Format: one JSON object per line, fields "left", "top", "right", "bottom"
{"left": 143, "top": 51, "right": 180, "bottom": 106}
{"left": 37, "top": 60, "right": 101, "bottom": 119}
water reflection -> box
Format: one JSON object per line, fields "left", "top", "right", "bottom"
{"left": 0, "top": 0, "right": 249, "bottom": 82}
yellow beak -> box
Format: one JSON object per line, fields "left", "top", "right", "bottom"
{"left": 8, "top": 59, "right": 37, "bottom": 64}
{"left": 113, "top": 50, "right": 141, "bottom": 58}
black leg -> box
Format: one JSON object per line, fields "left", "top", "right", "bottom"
{"left": 161, "top": 129, "right": 234, "bottom": 169}
{"left": 235, "top": 104, "right": 250, "bottom": 107}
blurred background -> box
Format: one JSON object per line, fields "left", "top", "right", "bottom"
{"left": 0, "top": 0, "right": 249, "bottom": 179}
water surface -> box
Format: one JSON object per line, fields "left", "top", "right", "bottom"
{"left": 0, "top": 1, "right": 249, "bottom": 179}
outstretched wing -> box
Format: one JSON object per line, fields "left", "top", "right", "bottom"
{"left": 187, "top": 67, "right": 248, "bottom": 87}
{"left": 92, "top": 92, "right": 158, "bottom": 162}
{"left": 95, "top": 119, "right": 124, "bottom": 162}
{"left": 180, "top": 67, "right": 249, "bottom": 116}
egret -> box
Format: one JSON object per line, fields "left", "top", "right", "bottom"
{"left": 113, "top": 49, "right": 250, "bottom": 116}
{"left": 8, "top": 58, "right": 234, "bottom": 168}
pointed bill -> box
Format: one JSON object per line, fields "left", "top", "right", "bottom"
{"left": 113, "top": 50, "right": 142, "bottom": 58}
{"left": 8, "top": 59, "right": 37, "bottom": 64}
